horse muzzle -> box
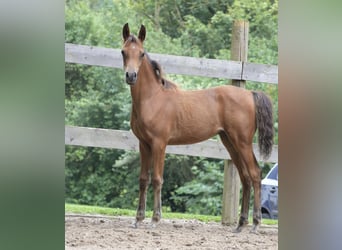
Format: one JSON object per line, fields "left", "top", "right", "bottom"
{"left": 125, "top": 71, "right": 137, "bottom": 85}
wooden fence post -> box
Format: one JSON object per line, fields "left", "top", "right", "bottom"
{"left": 221, "top": 20, "right": 249, "bottom": 225}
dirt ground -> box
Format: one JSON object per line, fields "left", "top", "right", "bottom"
{"left": 65, "top": 213, "right": 278, "bottom": 250}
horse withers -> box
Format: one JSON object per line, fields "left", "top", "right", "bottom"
{"left": 121, "top": 23, "right": 274, "bottom": 233}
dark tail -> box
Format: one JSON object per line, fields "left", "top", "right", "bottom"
{"left": 252, "top": 91, "right": 274, "bottom": 160}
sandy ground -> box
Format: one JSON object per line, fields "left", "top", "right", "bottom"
{"left": 65, "top": 213, "right": 278, "bottom": 250}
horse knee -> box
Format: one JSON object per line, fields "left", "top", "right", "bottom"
{"left": 152, "top": 178, "right": 163, "bottom": 190}
{"left": 139, "top": 177, "right": 149, "bottom": 189}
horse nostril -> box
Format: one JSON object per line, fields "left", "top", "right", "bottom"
{"left": 133, "top": 72, "right": 137, "bottom": 78}
{"left": 126, "top": 72, "right": 129, "bottom": 78}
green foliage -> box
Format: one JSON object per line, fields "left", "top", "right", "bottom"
{"left": 65, "top": 0, "right": 134, "bottom": 208}
{"left": 172, "top": 159, "right": 224, "bottom": 215}
{"left": 65, "top": 0, "right": 278, "bottom": 215}
{"left": 65, "top": 203, "right": 223, "bottom": 223}
{"left": 65, "top": 146, "right": 125, "bottom": 206}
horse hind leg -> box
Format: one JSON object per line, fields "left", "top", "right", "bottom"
{"left": 238, "top": 143, "right": 262, "bottom": 234}
{"left": 219, "top": 132, "right": 251, "bottom": 233}
{"left": 235, "top": 169, "right": 252, "bottom": 233}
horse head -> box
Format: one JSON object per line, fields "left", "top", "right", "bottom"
{"left": 121, "top": 23, "right": 146, "bottom": 85}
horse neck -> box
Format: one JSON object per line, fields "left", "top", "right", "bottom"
{"left": 130, "top": 58, "right": 161, "bottom": 105}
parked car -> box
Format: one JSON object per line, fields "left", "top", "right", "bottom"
{"left": 261, "top": 163, "right": 278, "bottom": 219}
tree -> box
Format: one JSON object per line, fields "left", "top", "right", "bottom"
{"left": 65, "top": 0, "right": 132, "bottom": 207}
{"left": 172, "top": 159, "right": 224, "bottom": 215}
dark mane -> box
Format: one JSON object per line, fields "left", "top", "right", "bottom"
{"left": 145, "top": 53, "right": 178, "bottom": 89}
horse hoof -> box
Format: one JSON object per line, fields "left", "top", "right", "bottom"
{"left": 131, "top": 220, "right": 140, "bottom": 228}
{"left": 149, "top": 223, "right": 157, "bottom": 229}
{"left": 150, "top": 218, "right": 160, "bottom": 228}
{"left": 233, "top": 227, "right": 242, "bottom": 233}
{"left": 249, "top": 225, "right": 259, "bottom": 234}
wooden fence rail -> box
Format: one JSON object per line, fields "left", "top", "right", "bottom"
{"left": 65, "top": 125, "right": 278, "bottom": 163}
{"left": 65, "top": 43, "right": 278, "bottom": 84}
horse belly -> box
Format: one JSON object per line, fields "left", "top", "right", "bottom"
{"left": 168, "top": 133, "right": 216, "bottom": 145}
{"left": 168, "top": 115, "right": 221, "bottom": 145}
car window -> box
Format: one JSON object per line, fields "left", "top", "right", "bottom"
{"left": 267, "top": 164, "right": 278, "bottom": 180}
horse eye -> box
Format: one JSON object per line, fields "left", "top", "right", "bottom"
{"left": 121, "top": 50, "right": 125, "bottom": 56}
{"left": 140, "top": 52, "right": 145, "bottom": 58}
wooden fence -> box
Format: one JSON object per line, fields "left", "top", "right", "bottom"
{"left": 65, "top": 125, "right": 278, "bottom": 162}
{"left": 65, "top": 21, "right": 278, "bottom": 225}
{"left": 65, "top": 43, "right": 278, "bottom": 84}
{"left": 64, "top": 43, "right": 278, "bottom": 162}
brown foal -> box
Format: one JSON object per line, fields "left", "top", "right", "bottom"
{"left": 121, "top": 23, "right": 273, "bottom": 233}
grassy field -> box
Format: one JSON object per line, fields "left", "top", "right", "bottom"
{"left": 65, "top": 203, "right": 278, "bottom": 226}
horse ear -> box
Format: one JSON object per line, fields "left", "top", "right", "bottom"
{"left": 138, "top": 25, "right": 146, "bottom": 43}
{"left": 122, "top": 23, "right": 130, "bottom": 42}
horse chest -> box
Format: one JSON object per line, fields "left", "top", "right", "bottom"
{"left": 131, "top": 109, "right": 168, "bottom": 143}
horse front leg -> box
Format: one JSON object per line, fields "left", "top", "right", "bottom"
{"left": 134, "top": 141, "right": 152, "bottom": 228}
{"left": 151, "top": 141, "right": 166, "bottom": 226}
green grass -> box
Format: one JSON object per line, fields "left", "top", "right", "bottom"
{"left": 65, "top": 203, "right": 278, "bottom": 225}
